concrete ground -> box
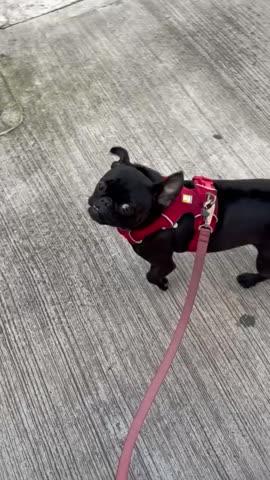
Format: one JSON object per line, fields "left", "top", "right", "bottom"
{"left": 1, "top": 0, "right": 270, "bottom": 479}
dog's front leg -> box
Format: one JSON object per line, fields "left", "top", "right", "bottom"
{"left": 146, "top": 258, "right": 176, "bottom": 291}
{"left": 133, "top": 232, "right": 175, "bottom": 290}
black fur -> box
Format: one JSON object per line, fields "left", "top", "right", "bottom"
{"left": 88, "top": 147, "right": 270, "bottom": 290}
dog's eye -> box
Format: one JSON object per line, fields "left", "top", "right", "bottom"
{"left": 119, "top": 203, "right": 134, "bottom": 216}
{"left": 98, "top": 181, "right": 106, "bottom": 193}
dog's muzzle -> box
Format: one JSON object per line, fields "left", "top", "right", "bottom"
{"left": 88, "top": 196, "right": 113, "bottom": 223}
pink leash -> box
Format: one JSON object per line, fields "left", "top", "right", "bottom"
{"left": 116, "top": 226, "right": 211, "bottom": 479}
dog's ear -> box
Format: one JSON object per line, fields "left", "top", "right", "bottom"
{"left": 155, "top": 172, "right": 184, "bottom": 207}
{"left": 110, "top": 147, "right": 130, "bottom": 168}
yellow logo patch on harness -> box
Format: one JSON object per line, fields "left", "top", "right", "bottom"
{"left": 182, "top": 194, "right": 193, "bottom": 204}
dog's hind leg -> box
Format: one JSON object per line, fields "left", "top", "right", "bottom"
{"left": 237, "top": 245, "right": 270, "bottom": 288}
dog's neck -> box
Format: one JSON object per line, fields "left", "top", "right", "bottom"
{"left": 135, "top": 177, "right": 194, "bottom": 230}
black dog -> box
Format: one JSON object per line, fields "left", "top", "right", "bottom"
{"left": 88, "top": 147, "right": 270, "bottom": 291}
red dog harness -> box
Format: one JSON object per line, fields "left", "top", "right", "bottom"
{"left": 117, "top": 176, "right": 218, "bottom": 252}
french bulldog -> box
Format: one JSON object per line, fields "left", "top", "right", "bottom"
{"left": 88, "top": 147, "right": 270, "bottom": 291}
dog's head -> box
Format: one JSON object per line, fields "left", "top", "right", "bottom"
{"left": 88, "top": 147, "right": 184, "bottom": 230}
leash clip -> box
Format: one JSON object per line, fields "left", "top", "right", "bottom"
{"left": 200, "top": 193, "right": 217, "bottom": 232}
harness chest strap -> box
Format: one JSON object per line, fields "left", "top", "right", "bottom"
{"left": 117, "top": 176, "right": 218, "bottom": 252}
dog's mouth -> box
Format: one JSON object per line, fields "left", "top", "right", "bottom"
{"left": 88, "top": 205, "right": 104, "bottom": 223}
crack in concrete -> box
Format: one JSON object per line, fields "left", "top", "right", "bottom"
{"left": 1, "top": 0, "right": 122, "bottom": 30}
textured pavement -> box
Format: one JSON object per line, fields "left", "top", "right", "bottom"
{"left": 1, "top": 1, "right": 270, "bottom": 479}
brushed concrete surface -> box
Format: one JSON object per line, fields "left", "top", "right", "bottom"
{"left": 1, "top": 0, "right": 270, "bottom": 479}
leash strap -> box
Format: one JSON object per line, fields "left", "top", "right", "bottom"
{"left": 116, "top": 226, "right": 211, "bottom": 479}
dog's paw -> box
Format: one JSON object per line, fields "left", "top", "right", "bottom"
{"left": 158, "top": 278, "right": 169, "bottom": 291}
{"left": 237, "top": 273, "right": 259, "bottom": 289}
{"left": 147, "top": 273, "right": 169, "bottom": 291}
